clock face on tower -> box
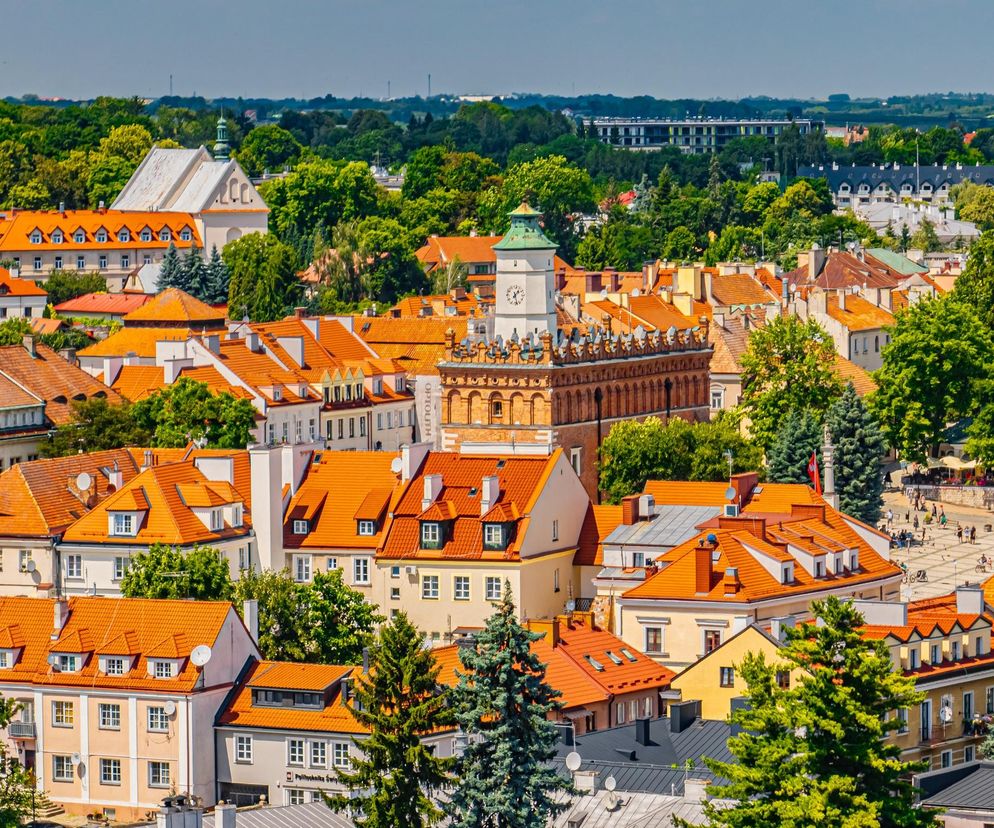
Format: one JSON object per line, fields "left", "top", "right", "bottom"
{"left": 505, "top": 284, "right": 525, "bottom": 306}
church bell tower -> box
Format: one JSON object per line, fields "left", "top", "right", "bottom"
{"left": 492, "top": 204, "right": 558, "bottom": 342}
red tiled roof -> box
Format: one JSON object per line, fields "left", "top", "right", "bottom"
{"left": 55, "top": 292, "right": 151, "bottom": 316}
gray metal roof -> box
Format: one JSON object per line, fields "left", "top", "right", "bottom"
{"left": 920, "top": 761, "right": 994, "bottom": 811}
{"left": 552, "top": 789, "right": 717, "bottom": 827}
{"left": 202, "top": 802, "right": 355, "bottom": 828}
{"left": 799, "top": 163, "right": 994, "bottom": 192}
{"left": 603, "top": 505, "right": 721, "bottom": 549}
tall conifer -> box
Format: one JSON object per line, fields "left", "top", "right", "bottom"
{"left": 158, "top": 242, "right": 181, "bottom": 290}
{"left": 825, "top": 383, "right": 885, "bottom": 523}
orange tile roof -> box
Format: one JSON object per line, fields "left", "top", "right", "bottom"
{"left": 575, "top": 504, "right": 624, "bottom": 567}
{"left": 211, "top": 338, "right": 318, "bottom": 405}
{"left": 832, "top": 354, "right": 876, "bottom": 396}
{"left": 175, "top": 365, "right": 254, "bottom": 400}
{"left": 0, "top": 449, "right": 142, "bottom": 538}
{"left": 109, "top": 365, "right": 165, "bottom": 401}
{"left": 217, "top": 659, "right": 365, "bottom": 734}
{"left": 0, "top": 595, "right": 238, "bottom": 693}
{"left": 709, "top": 274, "right": 778, "bottom": 308}
{"left": 55, "top": 292, "right": 151, "bottom": 316}
{"left": 642, "top": 481, "right": 733, "bottom": 507}
{"left": 379, "top": 451, "right": 562, "bottom": 562}
{"left": 0, "top": 371, "right": 41, "bottom": 409}
{"left": 61, "top": 459, "right": 251, "bottom": 547}
{"left": 123, "top": 288, "right": 223, "bottom": 325}
{"left": 78, "top": 326, "right": 198, "bottom": 358}
{"left": 391, "top": 292, "right": 490, "bottom": 319}
{"left": 708, "top": 316, "right": 752, "bottom": 375}
{"left": 285, "top": 452, "right": 401, "bottom": 551}
{"left": 416, "top": 236, "right": 574, "bottom": 274}
{"left": 826, "top": 293, "right": 895, "bottom": 332}
{"left": 0, "top": 342, "right": 123, "bottom": 426}
{"left": 0, "top": 210, "right": 201, "bottom": 252}
{"left": 0, "top": 267, "right": 46, "bottom": 296}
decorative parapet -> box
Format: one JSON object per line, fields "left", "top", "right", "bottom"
{"left": 442, "top": 317, "right": 711, "bottom": 367}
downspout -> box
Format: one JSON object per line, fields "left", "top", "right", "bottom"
{"left": 594, "top": 387, "right": 603, "bottom": 505}
{"left": 664, "top": 378, "right": 673, "bottom": 421}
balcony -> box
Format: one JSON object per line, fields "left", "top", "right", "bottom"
{"left": 8, "top": 721, "right": 36, "bottom": 739}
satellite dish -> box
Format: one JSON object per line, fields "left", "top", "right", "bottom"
{"left": 600, "top": 288, "right": 608, "bottom": 299}
{"left": 75, "top": 472, "right": 92, "bottom": 491}
{"left": 939, "top": 705, "right": 953, "bottom": 723}
{"left": 25, "top": 560, "right": 36, "bottom": 573}
{"left": 605, "top": 776, "right": 617, "bottom": 792}
{"left": 724, "top": 486, "right": 736, "bottom": 501}
{"left": 164, "top": 700, "right": 177, "bottom": 717}
{"left": 632, "top": 288, "right": 640, "bottom": 298}
{"left": 71, "top": 752, "right": 81, "bottom": 766}
{"left": 390, "top": 457, "right": 403, "bottom": 475}
{"left": 565, "top": 751, "right": 582, "bottom": 772}
{"left": 190, "top": 645, "right": 212, "bottom": 667}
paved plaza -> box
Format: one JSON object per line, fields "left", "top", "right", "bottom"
{"left": 883, "top": 490, "right": 994, "bottom": 601}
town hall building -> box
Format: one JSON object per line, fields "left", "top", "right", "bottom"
{"left": 439, "top": 205, "right": 713, "bottom": 498}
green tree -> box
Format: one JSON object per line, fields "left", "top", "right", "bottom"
{"left": 402, "top": 145, "right": 447, "bottom": 200}
{"left": 0, "top": 697, "right": 33, "bottom": 825}
{"left": 739, "top": 314, "right": 843, "bottom": 449}
{"left": 236, "top": 125, "right": 302, "bottom": 176}
{"left": 328, "top": 612, "right": 454, "bottom": 827}
{"left": 910, "top": 218, "right": 941, "bottom": 252}
{"left": 766, "top": 409, "right": 822, "bottom": 485}
{"left": 952, "top": 229, "right": 994, "bottom": 327}
{"left": 183, "top": 246, "right": 209, "bottom": 301}
{"left": 662, "top": 225, "right": 697, "bottom": 260}
{"left": 599, "top": 417, "right": 696, "bottom": 503}
{"left": 689, "top": 413, "right": 765, "bottom": 483}
{"left": 956, "top": 182, "right": 994, "bottom": 231}
{"left": 870, "top": 295, "right": 992, "bottom": 460}
{"left": 224, "top": 233, "right": 300, "bottom": 322}
{"left": 6, "top": 179, "right": 52, "bottom": 209}
{"left": 203, "top": 245, "right": 231, "bottom": 305}
{"left": 158, "top": 243, "right": 184, "bottom": 291}
{"left": 120, "top": 543, "right": 234, "bottom": 601}
{"left": 447, "top": 583, "right": 571, "bottom": 828}
{"left": 41, "top": 268, "right": 108, "bottom": 307}
{"left": 131, "top": 377, "right": 258, "bottom": 449}
{"left": 696, "top": 597, "right": 937, "bottom": 828}
{"left": 40, "top": 398, "right": 151, "bottom": 457}
{"left": 234, "top": 569, "right": 310, "bottom": 661}
{"left": 825, "top": 384, "right": 886, "bottom": 524}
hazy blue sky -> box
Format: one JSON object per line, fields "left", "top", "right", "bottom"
{"left": 6, "top": 0, "right": 991, "bottom": 100}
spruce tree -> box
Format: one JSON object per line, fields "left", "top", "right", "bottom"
{"left": 696, "top": 597, "right": 938, "bottom": 828}
{"left": 183, "top": 245, "right": 207, "bottom": 300}
{"left": 158, "top": 243, "right": 182, "bottom": 291}
{"left": 766, "top": 409, "right": 821, "bottom": 484}
{"left": 204, "top": 245, "right": 230, "bottom": 304}
{"left": 328, "top": 612, "right": 454, "bottom": 827}
{"left": 447, "top": 583, "right": 572, "bottom": 828}
{"left": 825, "top": 383, "right": 885, "bottom": 524}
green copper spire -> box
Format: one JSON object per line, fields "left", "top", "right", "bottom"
{"left": 214, "top": 114, "right": 230, "bottom": 161}
{"left": 492, "top": 202, "right": 558, "bottom": 251}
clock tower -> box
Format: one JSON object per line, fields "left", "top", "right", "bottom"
{"left": 493, "top": 203, "right": 558, "bottom": 342}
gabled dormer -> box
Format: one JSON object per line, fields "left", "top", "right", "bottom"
{"left": 419, "top": 501, "right": 455, "bottom": 550}
{"left": 0, "top": 624, "right": 25, "bottom": 670}
{"left": 48, "top": 629, "right": 92, "bottom": 673}
{"left": 138, "top": 225, "right": 153, "bottom": 243}
{"left": 95, "top": 226, "right": 109, "bottom": 243}
{"left": 71, "top": 227, "right": 86, "bottom": 244}
{"left": 50, "top": 229, "right": 64, "bottom": 244}
{"left": 107, "top": 487, "right": 149, "bottom": 537}
{"left": 28, "top": 227, "right": 43, "bottom": 244}
{"left": 97, "top": 631, "right": 139, "bottom": 676}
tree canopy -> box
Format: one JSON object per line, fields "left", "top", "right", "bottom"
{"left": 224, "top": 233, "right": 302, "bottom": 322}
{"left": 120, "top": 543, "right": 234, "bottom": 601}
{"left": 825, "top": 384, "right": 886, "bottom": 524}
{"left": 0, "top": 697, "right": 33, "bottom": 824}
{"left": 40, "top": 397, "right": 150, "bottom": 458}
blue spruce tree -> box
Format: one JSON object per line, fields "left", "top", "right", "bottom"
{"left": 204, "top": 245, "right": 230, "bottom": 305}
{"left": 825, "top": 383, "right": 886, "bottom": 523}
{"left": 157, "top": 243, "right": 182, "bottom": 291}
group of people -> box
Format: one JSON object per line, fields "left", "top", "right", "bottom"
{"left": 957, "top": 524, "right": 979, "bottom": 544}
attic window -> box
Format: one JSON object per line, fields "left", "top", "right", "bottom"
{"left": 606, "top": 651, "right": 623, "bottom": 665}
{"left": 781, "top": 564, "right": 793, "bottom": 585}
{"left": 468, "top": 488, "right": 478, "bottom": 497}
{"left": 421, "top": 522, "right": 443, "bottom": 549}
{"left": 51, "top": 230, "right": 63, "bottom": 244}
{"left": 496, "top": 459, "right": 506, "bottom": 469}
{"left": 96, "top": 229, "right": 107, "bottom": 243}
{"left": 140, "top": 229, "right": 152, "bottom": 242}
{"left": 180, "top": 228, "right": 192, "bottom": 242}
{"left": 55, "top": 654, "right": 81, "bottom": 673}
{"left": 357, "top": 520, "right": 376, "bottom": 536}
{"left": 118, "top": 230, "right": 130, "bottom": 242}
{"left": 483, "top": 524, "right": 506, "bottom": 550}
{"left": 73, "top": 230, "right": 85, "bottom": 243}
{"left": 584, "top": 655, "right": 605, "bottom": 672}
{"left": 619, "top": 648, "right": 638, "bottom": 663}
{"left": 160, "top": 229, "right": 171, "bottom": 242}
{"left": 293, "top": 520, "right": 309, "bottom": 535}
{"left": 30, "top": 231, "right": 41, "bottom": 244}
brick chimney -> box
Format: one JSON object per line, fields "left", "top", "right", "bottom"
{"left": 621, "top": 495, "right": 639, "bottom": 525}
{"left": 695, "top": 544, "right": 713, "bottom": 594}
{"left": 722, "top": 567, "right": 740, "bottom": 596}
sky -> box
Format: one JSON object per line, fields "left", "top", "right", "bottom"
{"left": 6, "top": 0, "right": 994, "bottom": 101}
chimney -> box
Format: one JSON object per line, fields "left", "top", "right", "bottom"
{"left": 213, "top": 804, "right": 236, "bottom": 828}
{"left": 555, "top": 267, "right": 566, "bottom": 292}
{"left": 584, "top": 271, "right": 601, "bottom": 295}
{"left": 58, "top": 201, "right": 65, "bottom": 214}
{"left": 808, "top": 245, "right": 826, "bottom": 280}
{"left": 243, "top": 599, "right": 259, "bottom": 645}
{"left": 573, "top": 769, "right": 599, "bottom": 793}
{"left": 421, "top": 473, "right": 443, "bottom": 511}
{"left": 638, "top": 494, "right": 655, "bottom": 519}
{"left": 684, "top": 778, "right": 711, "bottom": 804}
{"left": 249, "top": 444, "right": 285, "bottom": 571}
{"left": 480, "top": 475, "right": 500, "bottom": 516}
{"left": 621, "top": 495, "right": 640, "bottom": 525}
{"left": 956, "top": 585, "right": 985, "bottom": 616}
{"left": 605, "top": 267, "right": 620, "bottom": 292}
{"left": 635, "top": 716, "right": 651, "bottom": 746}
{"left": 53, "top": 598, "right": 69, "bottom": 635}
{"left": 245, "top": 331, "right": 260, "bottom": 352}
{"left": 838, "top": 290, "right": 847, "bottom": 312}
{"left": 142, "top": 449, "right": 153, "bottom": 472}
{"left": 276, "top": 335, "right": 305, "bottom": 368}
{"left": 203, "top": 334, "right": 220, "bottom": 354}
{"left": 695, "top": 545, "right": 713, "bottom": 594}
{"left": 769, "top": 615, "right": 794, "bottom": 641}
{"left": 294, "top": 306, "right": 307, "bottom": 319}
{"left": 722, "top": 567, "right": 740, "bottom": 596}
{"left": 669, "top": 699, "right": 700, "bottom": 734}
{"left": 400, "top": 442, "right": 431, "bottom": 482}
{"left": 822, "top": 424, "right": 838, "bottom": 510}
{"left": 730, "top": 472, "right": 758, "bottom": 505}
{"left": 22, "top": 335, "right": 37, "bottom": 358}
{"left": 101, "top": 356, "right": 122, "bottom": 387}
{"left": 108, "top": 460, "right": 123, "bottom": 492}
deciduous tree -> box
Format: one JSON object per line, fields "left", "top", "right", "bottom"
{"left": 42, "top": 268, "right": 108, "bottom": 307}
{"left": 120, "top": 543, "right": 234, "bottom": 601}
{"left": 0, "top": 697, "right": 33, "bottom": 825}
{"left": 40, "top": 398, "right": 150, "bottom": 458}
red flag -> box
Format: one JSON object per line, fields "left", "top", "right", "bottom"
{"left": 807, "top": 451, "right": 822, "bottom": 494}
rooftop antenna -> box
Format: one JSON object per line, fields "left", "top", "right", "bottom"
{"left": 169, "top": 74, "right": 173, "bottom": 97}
{"left": 387, "top": 80, "right": 391, "bottom": 100}
{"left": 428, "top": 73, "right": 431, "bottom": 99}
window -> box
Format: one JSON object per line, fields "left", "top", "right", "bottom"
{"left": 377, "top": 413, "right": 383, "bottom": 430}
{"left": 96, "top": 229, "right": 107, "bottom": 243}
{"left": 953, "top": 641, "right": 961, "bottom": 661}
{"left": 52, "top": 230, "right": 63, "bottom": 244}
{"left": 327, "top": 557, "right": 338, "bottom": 571}
{"left": 98, "top": 703, "right": 121, "bottom": 730}
{"left": 353, "top": 557, "right": 370, "bottom": 585}
{"left": 977, "top": 636, "right": 985, "bottom": 657}
{"left": 18, "top": 550, "right": 31, "bottom": 572}
{"left": 710, "top": 388, "right": 724, "bottom": 410}
{"left": 66, "top": 555, "right": 82, "bottom": 579}
{"left": 293, "top": 555, "right": 312, "bottom": 583}
{"left": 491, "top": 400, "right": 503, "bottom": 421}
{"left": 140, "top": 229, "right": 152, "bottom": 242}
{"left": 483, "top": 524, "right": 503, "bottom": 547}
{"left": 554, "top": 569, "right": 560, "bottom": 592}
{"left": 210, "top": 509, "right": 223, "bottom": 531}
{"left": 391, "top": 566, "right": 401, "bottom": 579}
{"left": 103, "top": 657, "right": 125, "bottom": 676}
{"left": 775, "top": 670, "right": 790, "bottom": 690}
{"left": 940, "top": 750, "right": 952, "bottom": 769}
{"left": 52, "top": 701, "right": 73, "bottom": 727}
{"left": 0, "top": 652, "right": 8, "bottom": 669}
{"left": 53, "top": 755, "right": 73, "bottom": 782}
{"left": 486, "top": 576, "right": 502, "bottom": 601}
{"left": 30, "top": 231, "right": 41, "bottom": 244}
{"left": 288, "top": 738, "right": 305, "bottom": 766}
{"left": 310, "top": 741, "right": 326, "bottom": 768}
{"left": 153, "top": 661, "right": 175, "bottom": 679}
{"left": 112, "top": 514, "right": 135, "bottom": 536}
{"left": 965, "top": 691, "right": 974, "bottom": 721}
{"left": 704, "top": 630, "right": 721, "bottom": 654}
{"left": 76, "top": 256, "right": 86, "bottom": 270}
{"left": 616, "top": 702, "right": 626, "bottom": 724}
{"left": 99, "top": 758, "right": 121, "bottom": 785}
{"left": 552, "top": 519, "right": 559, "bottom": 542}
{"left": 235, "top": 735, "right": 253, "bottom": 763}
{"left": 569, "top": 446, "right": 582, "bottom": 476}
{"left": 360, "top": 418, "right": 366, "bottom": 437}
{"left": 147, "top": 706, "right": 168, "bottom": 732}
{"left": 287, "top": 789, "right": 305, "bottom": 806}
{"left": 232, "top": 505, "right": 243, "bottom": 528}
{"left": 349, "top": 417, "right": 355, "bottom": 438}
{"left": 33, "top": 257, "right": 41, "bottom": 270}
{"left": 56, "top": 654, "right": 79, "bottom": 672}
{"left": 180, "top": 228, "right": 192, "bottom": 242}
{"left": 160, "top": 229, "right": 171, "bottom": 242}
{"left": 454, "top": 576, "right": 470, "bottom": 601}
{"left": 422, "top": 574, "right": 439, "bottom": 599}
{"left": 293, "top": 520, "right": 309, "bottom": 535}
{"left": 909, "top": 648, "right": 920, "bottom": 669}
{"left": 632, "top": 552, "right": 646, "bottom": 568}
{"left": 121, "top": 255, "right": 130, "bottom": 268}
{"left": 987, "top": 687, "right": 994, "bottom": 715}
{"left": 421, "top": 522, "right": 440, "bottom": 546}
{"left": 54, "top": 256, "right": 63, "bottom": 269}
{"left": 147, "top": 760, "right": 170, "bottom": 788}
{"left": 333, "top": 742, "right": 351, "bottom": 769}
{"left": 930, "top": 644, "right": 941, "bottom": 663}
{"left": 897, "top": 707, "right": 909, "bottom": 734}
{"left": 966, "top": 745, "right": 975, "bottom": 763}
{"left": 719, "top": 667, "right": 735, "bottom": 687}
{"left": 357, "top": 520, "right": 375, "bottom": 536}
{"left": 391, "top": 587, "right": 400, "bottom": 600}
{"left": 645, "top": 626, "right": 664, "bottom": 654}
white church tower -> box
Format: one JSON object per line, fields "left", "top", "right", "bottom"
{"left": 492, "top": 203, "right": 558, "bottom": 342}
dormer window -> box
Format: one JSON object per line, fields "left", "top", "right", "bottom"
{"left": 395, "top": 377, "right": 405, "bottom": 393}
{"left": 101, "top": 656, "right": 126, "bottom": 676}
{"left": 73, "top": 230, "right": 85, "bottom": 243}
{"left": 848, "top": 549, "right": 859, "bottom": 570}
{"left": 781, "top": 564, "right": 793, "bottom": 585}
{"left": 210, "top": 510, "right": 223, "bottom": 532}
{"left": 0, "top": 650, "right": 12, "bottom": 669}
{"left": 814, "top": 559, "right": 825, "bottom": 578}
{"left": 373, "top": 378, "right": 383, "bottom": 395}
{"left": 251, "top": 689, "right": 323, "bottom": 709}
{"left": 55, "top": 654, "right": 80, "bottom": 673}
{"left": 112, "top": 513, "right": 136, "bottom": 536}
{"left": 272, "top": 388, "right": 282, "bottom": 401}
{"left": 160, "top": 229, "right": 171, "bottom": 242}
{"left": 140, "top": 228, "right": 152, "bottom": 242}
{"left": 483, "top": 523, "right": 506, "bottom": 550}
{"left": 51, "top": 230, "right": 63, "bottom": 244}
{"left": 180, "top": 228, "right": 192, "bottom": 242}
{"left": 232, "top": 505, "right": 243, "bottom": 527}
{"left": 151, "top": 660, "right": 176, "bottom": 679}
{"left": 293, "top": 519, "right": 309, "bottom": 535}
{"left": 421, "top": 522, "right": 442, "bottom": 549}
{"left": 118, "top": 229, "right": 130, "bottom": 242}
{"left": 357, "top": 520, "right": 376, "bottom": 536}
{"left": 29, "top": 230, "right": 42, "bottom": 244}
{"left": 952, "top": 640, "right": 961, "bottom": 661}
{"left": 96, "top": 229, "right": 107, "bottom": 243}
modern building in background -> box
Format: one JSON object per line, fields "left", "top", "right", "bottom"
{"left": 588, "top": 117, "right": 815, "bottom": 153}
{"left": 799, "top": 162, "right": 994, "bottom": 207}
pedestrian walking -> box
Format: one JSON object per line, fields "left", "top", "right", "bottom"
{"left": 932, "top": 504, "right": 938, "bottom": 519}
{"left": 971, "top": 525, "right": 977, "bottom": 544}
{"left": 957, "top": 525, "right": 964, "bottom": 542}
{"left": 940, "top": 506, "right": 946, "bottom": 521}
{"left": 887, "top": 509, "right": 894, "bottom": 529}
{"left": 914, "top": 514, "right": 920, "bottom": 530}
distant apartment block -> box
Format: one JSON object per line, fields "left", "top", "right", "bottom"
{"left": 587, "top": 117, "right": 815, "bottom": 153}
{"left": 798, "top": 162, "right": 994, "bottom": 207}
